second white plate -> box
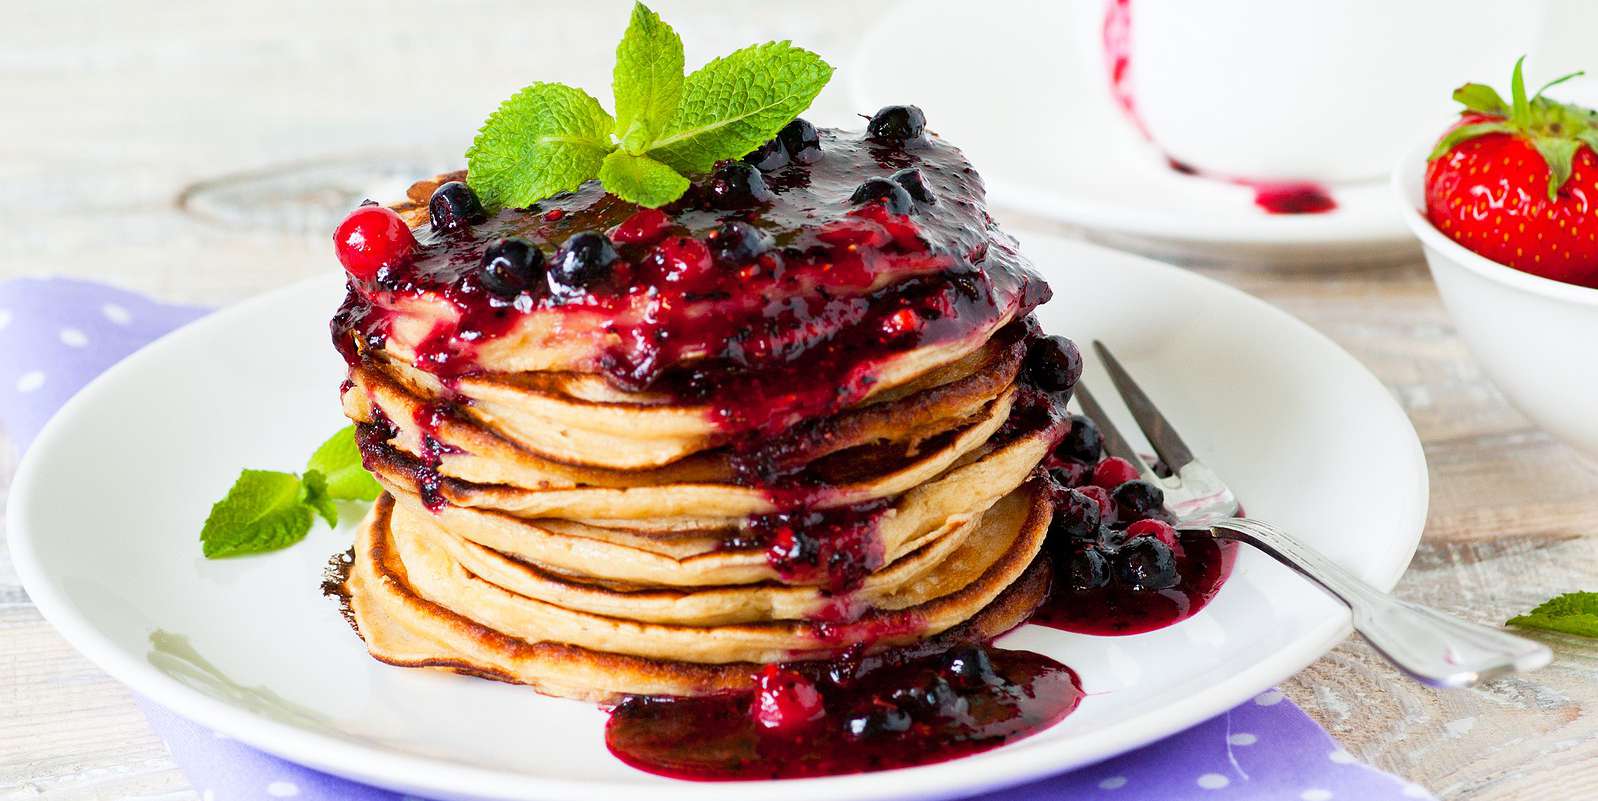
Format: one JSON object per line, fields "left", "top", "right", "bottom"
{"left": 848, "top": 1, "right": 1420, "bottom": 265}
{"left": 9, "top": 233, "right": 1428, "bottom": 801}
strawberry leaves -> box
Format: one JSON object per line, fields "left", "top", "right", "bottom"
{"left": 466, "top": 2, "right": 831, "bottom": 210}
{"left": 1435, "top": 56, "right": 1595, "bottom": 201}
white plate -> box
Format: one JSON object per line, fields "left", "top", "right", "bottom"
{"left": 848, "top": 0, "right": 1420, "bottom": 265}
{"left": 8, "top": 234, "right": 1428, "bottom": 801}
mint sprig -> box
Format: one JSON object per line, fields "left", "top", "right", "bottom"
{"left": 200, "top": 426, "right": 380, "bottom": 558}
{"left": 466, "top": 2, "right": 831, "bottom": 209}
{"left": 1508, "top": 591, "right": 1598, "bottom": 638}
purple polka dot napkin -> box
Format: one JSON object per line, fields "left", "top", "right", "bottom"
{"left": 0, "top": 277, "right": 1433, "bottom": 801}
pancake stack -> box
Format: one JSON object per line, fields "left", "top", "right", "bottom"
{"left": 333, "top": 123, "right": 1072, "bottom": 703}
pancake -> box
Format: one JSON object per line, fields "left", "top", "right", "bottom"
{"left": 343, "top": 330, "right": 1025, "bottom": 484}
{"left": 369, "top": 418, "right": 1054, "bottom": 588}
{"left": 330, "top": 124, "right": 1070, "bottom": 706}
{"left": 355, "top": 325, "right": 1027, "bottom": 471}
{"left": 344, "top": 488, "right": 1053, "bottom": 701}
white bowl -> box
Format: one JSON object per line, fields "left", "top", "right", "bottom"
{"left": 1394, "top": 135, "right": 1598, "bottom": 460}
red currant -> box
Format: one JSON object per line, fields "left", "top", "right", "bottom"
{"left": 612, "top": 208, "right": 671, "bottom": 245}
{"left": 751, "top": 664, "right": 825, "bottom": 732}
{"left": 1125, "top": 518, "right": 1179, "bottom": 549}
{"left": 334, "top": 206, "right": 417, "bottom": 281}
{"left": 651, "top": 237, "right": 717, "bottom": 293}
{"left": 1092, "top": 456, "right": 1141, "bottom": 489}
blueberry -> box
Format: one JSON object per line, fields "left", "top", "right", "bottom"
{"left": 891, "top": 168, "right": 936, "bottom": 204}
{"left": 1112, "top": 480, "right": 1166, "bottom": 523}
{"left": 1113, "top": 537, "right": 1179, "bottom": 592}
{"left": 427, "top": 181, "right": 486, "bottom": 233}
{"left": 708, "top": 220, "right": 771, "bottom": 265}
{"left": 843, "top": 703, "right": 913, "bottom": 739}
{"left": 706, "top": 162, "right": 773, "bottom": 209}
{"left": 850, "top": 177, "right": 915, "bottom": 215}
{"left": 1067, "top": 547, "right": 1113, "bottom": 592}
{"left": 1026, "top": 335, "right": 1082, "bottom": 393}
{"left": 478, "top": 237, "right": 545, "bottom": 296}
{"left": 778, "top": 117, "right": 822, "bottom": 164}
{"left": 1048, "top": 488, "right": 1102, "bottom": 545}
{"left": 889, "top": 675, "right": 965, "bottom": 719}
{"left": 1048, "top": 459, "right": 1092, "bottom": 489}
{"left": 548, "top": 232, "right": 617, "bottom": 297}
{"left": 743, "top": 137, "right": 790, "bottom": 171}
{"left": 867, "top": 104, "right": 927, "bottom": 143}
{"left": 1057, "top": 415, "right": 1104, "bottom": 463}
{"left": 943, "top": 646, "right": 998, "bottom": 688}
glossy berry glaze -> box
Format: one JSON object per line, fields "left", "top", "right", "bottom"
{"left": 605, "top": 645, "right": 1082, "bottom": 780}
{"left": 1103, "top": 2, "right": 1336, "bottom": 216}
{"left": 331, "top": 127, "right": 1049, "bottom": 444}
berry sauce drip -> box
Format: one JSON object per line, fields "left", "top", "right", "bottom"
{"left": 1249, "top": 183, "right": 1338, "bottom": 215}
{"left": 741, "top": 501, "right": 890, "bottom": 595}
{"left": 604, "top": 645, "right": 1082, "bottom": 781}
{"left": 1032, "top": 415, "right": 1238, "bottom": 635}
{"left": 330, "top": 127, "right": 1049, "bottom": 446}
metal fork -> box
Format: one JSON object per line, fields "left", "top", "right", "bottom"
{"left": 1074, "top": 340, "right": 1551, "bottom": 688}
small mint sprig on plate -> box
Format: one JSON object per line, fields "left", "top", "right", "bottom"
{"left": 1508, "top": 591, "right": 1598, "bottom": 638}
{"left": 465, "top": 2, "right": 832, "bottom": 210}
{"left": 200, "top": 426, "right": 381, "bottom": 558}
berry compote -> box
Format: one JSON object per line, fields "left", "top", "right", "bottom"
{"left": 1033, "top": 415, "right": 1238, "bottom": 635}
{"left": 605, "top": 644, "right": 1082, "bottom": 780}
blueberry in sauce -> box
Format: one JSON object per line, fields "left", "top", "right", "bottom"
{"left": 1047, "top": 488, "right": 1102, "bottom": 544}
{"left": 427, "top": 180, "right": 487, "bottom": 233}
{"left": 1056, "top": 415, "right": 1103, "bottom": 463}
{"left": 943, "top": 645, "right": 998, "bottom": 688}
{"left": 743, "top": 137, "right": 790, "bottom": 172}
{"left": 867, "top": 104, "right": 927, "bottom": 143}
{"left": 1048, "top": 459, "right": 1092, "bottom": 489}
{"left": 1111, "top": 480, "right": 1165, "bottom": 523}
{"left": 548, "top": 231, "right": 618, "bottom": 297}
{"left": 778, "top": 117, "right": 823, "bottom": 164}
{"left": 889, "top": 675, "right": 968, "bottom": 720}
{"left": 850, "top": 177, "right": 915, "bottom": 215}
{"left": 891, "top": 168, "right": 937, "bottom": 205}
{"left": 477, "top": 237, "right": 545, "bottom": 297}
{"left": 843, "top": 702, "right": 913, "bottom": 739}
{"left": 1025, "top": 335, "right": 1082, "bottom": 393}
{"left": 706, "top": 161, "right": 773, "bottom": 209}
{"left": 707, "top": 219, "right": 771, "bottom": 265}
{"left": 1113, "top": 537, "right": 1179, "bottom": 592}
{"left": 1066, "top": 547, "right": 1113, "bottom": 592}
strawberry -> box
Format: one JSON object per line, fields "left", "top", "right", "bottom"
{"left": 1425, "top": 57, "right": 1598, "bottom": 288}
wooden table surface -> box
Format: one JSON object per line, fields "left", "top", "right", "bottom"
{"left": 6, "top": 2, "right": 1598, "bottom": 799}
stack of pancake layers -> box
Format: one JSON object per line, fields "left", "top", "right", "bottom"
{"left": 337, "top": 132, "right": 1065, "bottom": 703}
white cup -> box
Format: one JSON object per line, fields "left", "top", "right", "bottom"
{"left": 1099, "top": 0, "right": 1543, "bottom": 184}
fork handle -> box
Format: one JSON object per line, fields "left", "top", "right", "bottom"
{"left": 1208, "top": 518, "right": 1551, "bottom": 687}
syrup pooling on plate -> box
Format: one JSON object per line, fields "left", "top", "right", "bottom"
{"left": 604, "top": 644, "right": 1083, "bottom": 781}
{"left": 330, "top": 127, "right": 1050, "bottom": 440}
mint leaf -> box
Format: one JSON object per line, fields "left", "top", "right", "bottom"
{"left": 302, "top": 469, "right": 339, "bottom": 528}
{"left": 200, "top": 470, "right": 315, "bottom": 558}
{"left": 599, "top": 150, "right": 690, "bottom": 207}
{"left": 646, "top": 42, "right": 832, "bottom": 174}
{"left": 1509, "top": 592, "right": 1598, "bottom": 637}
{"left": 306, "top": 425, "right": 380, "bottom": 501}
{"left": 466, "top": 82, "right": 617, "bottom": 210}
{"left": 1453, "top": 82, "right": 1508, "bottom": 116}
{"left": 613, "top": 2, "right": 684, "bottom": 152}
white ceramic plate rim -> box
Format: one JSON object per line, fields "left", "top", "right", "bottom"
{"left": 8, "top": 238, "right": 1428, "bottom": 801}
{"left": 1393, "top": 129, "right": 1598, "bottom": 306}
